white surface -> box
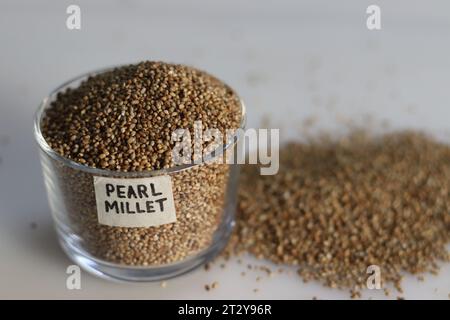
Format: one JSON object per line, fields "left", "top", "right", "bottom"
{"left": 0, "top": 0, "right": 449, "bottom": 299}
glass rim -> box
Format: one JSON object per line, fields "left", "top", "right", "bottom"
{"left": 34, "top": 65, "right": 247, "bottom": 177}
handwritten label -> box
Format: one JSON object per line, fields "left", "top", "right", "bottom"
{"left": 93, "top": 175, "right": 177, "bottom": 228}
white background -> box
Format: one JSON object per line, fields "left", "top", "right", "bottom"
{"left": 0, "top": 0, "right": 449, "bottom": 299}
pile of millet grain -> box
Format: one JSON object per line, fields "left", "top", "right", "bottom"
{"left": 40, "top": 61, "right": 242, "bottom": 265}
{"left": 229, "top": 130, "right": 450, "bottom": 295}
{"left": 43, "top": 61, "right": 241, "bottom": 171}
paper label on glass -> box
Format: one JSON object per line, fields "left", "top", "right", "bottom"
{"left": 93, "top": 175, "right": 177, "bottom": 228}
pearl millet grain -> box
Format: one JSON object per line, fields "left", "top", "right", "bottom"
{"left": 41, "top": 61, "right": 242, "bottom": 266}
{"left": 229, "top": 131, "right": 450, "bottom": 295}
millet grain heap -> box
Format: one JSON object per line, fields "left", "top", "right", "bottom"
{"left": 229, "top": 131, "right": 450, "bottom": 293}
{"left": 42, "top": 61, "right": 241, "bottom": 170}
{"left": 41, "top": 61, "right": 242, "bottom": 266}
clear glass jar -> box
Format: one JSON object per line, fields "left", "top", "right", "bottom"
{"left": 34, "top": 69, "right": 246, "bottom": 282}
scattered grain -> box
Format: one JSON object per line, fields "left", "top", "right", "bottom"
{"left": 228, "top": 131, "right": 450, "bottom": 296}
